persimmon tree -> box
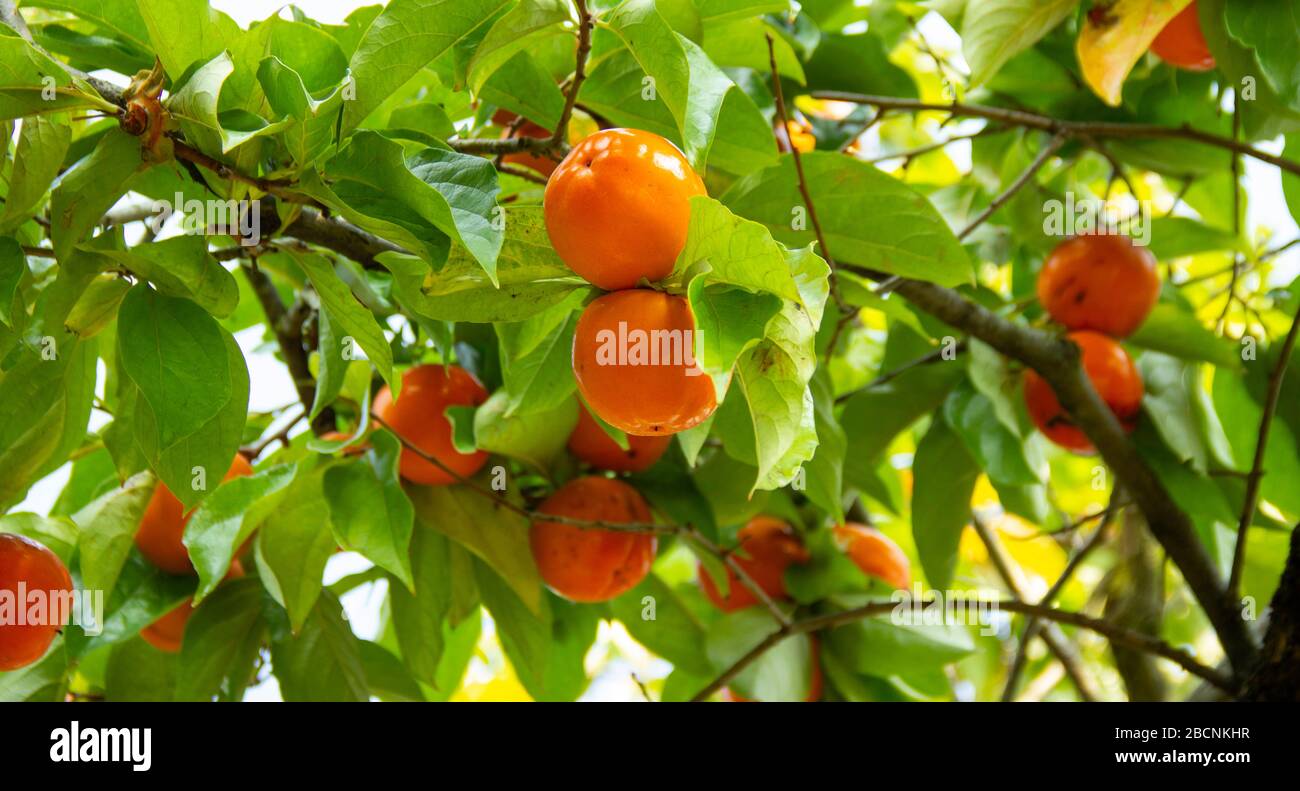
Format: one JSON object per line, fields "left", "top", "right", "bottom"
{"left": 1, "top": 0, "right": 1299, "bottom": 702}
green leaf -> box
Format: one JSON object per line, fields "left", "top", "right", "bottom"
{"left": 0, "top": 512, "right": 78, "bottom": 564}
{"left": 91, "top": 236, "right": 240, "bottom": 318}
{"left": 0, "top": 336, "right": 96, "bottom": 510}
{"left": 186, "top": 463, "right": 297, "bottom": 602}
{"left": 803, "top": 32, "right": 917, "bottom": 98}
{"left": 495, "top": 292, "right": 582, "bottom": 416}
{"left": 962, "top": 0, "right": 1077, "bottom": 88}
{"left": 270, "top": 591, "right": 369, "bottom": 702}
{"left": 467, "top": 0, "right": 570, "bottom": 94}
{"left": 175, "top": 577, "right": 265, "bottom": 702}
{"left": 382, "top": 207, "right": 589, "bottom": 322}
{"left": 117, "top": 284, "right": 231, "bottom": 447}
{"left": 324, "top": 431, "right": 415, "bottom": 589}
{"left": 1139, "top": 352, "right": 1212, "bottom": 472}
{"left": 343, "top": 0, "right": 511, "bottom": 132}
{"left": 803, "top": 368, "right": 847, "bottom": 522}
{"left": 389, "top": 524, "right": 453, "bottom": 686}
{"left": 1214, "top": 366, "right": 1300, "bottom": 518}
{"left": 608, "top": 574, "right": 712, "bottom": 676}
{"left": 406, "top": 482, "right": 542, "bottom": 613}
{"left": 105, "top": 638, "right": 178, "bottom": 701}
{"left": 943, "top": 381, "right": 1040, "bottom": 486}
{"left": 723, "top": 153, "right": 974, "bottom": 287}
{"left": 0, "top": 115, "right": 71, "bottom": 231}
{"left": 166, "top": 52, "right": 233, "bottom": 156}
{"left": 49, "top": 129, "right": 142, "bottom": 259}
{"left": 130, "top": 326, "right": 250, "bottom": 513}
{"left": 911, "top": 414, "right": 980, "bottom": 589}
{"left": 0, "top": 32, "right": 106, "bottom": 120}
{"left": 1146, "top": 217, "right": 1245, "bottom": 261}
{"left": 0, "top": 237, "right": 25, "bottom": 327}
{"left": 134, "top": 0, "right": 240, "bottom": 80}
{"left": 578, "top": 47, "right": 777, "bottom": 176}
{"left": 74, "top": 470, "right": 155, "bottom": 603}
{"left": 289, "top": 248, "right": 395, "bottom": 391}
{"left": 253, "top": 464, "right": 336, "bottom": 632}
{"left": 473, "top": 390, "right": 578, "bottom": 471}
{"left": 824, "top": 605, "right": 975, "bottom": 677}
{"left": 471, "top": 557, "right": 551, "bottom": 694}
{"left": 358, "top": 640, "right": 426, "bottom": 701}
{"left": 1223, "top": 0, "right": 1300, "bottom": 111}
{"left": 1127, "top": 302, "right": 1243, "bottom": 369}
{"left": 306, "top": 132, "right": 503, "bottom": 280}
{"left": 706, "top": 609, "right": 817, "bottom": 702}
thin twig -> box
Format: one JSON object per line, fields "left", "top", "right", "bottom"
{"left": 691, "top": 595, "right": 1234, "bottom": 701}
{"left": 958, "top": 132, "right": 1067, "bottom": 241}
{"left": 549, "top": 0, "right": 592, "bottom": 150}
{"left": 1227, "top": 306, "right": 1300, "bottom": 600}
{"left": 809, "top": 91, "right": 1300, "bottom": 179}
{"left": 971, "top": 511, "right": 1099, "bottom": 701}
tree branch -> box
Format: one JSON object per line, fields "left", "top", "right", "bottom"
{"left": 851, "top": 273, "right": 1260, "bottom": 674}
{"left": 1227, "top": 306, "right": 1300, "bottom": 600}
{"left": 691, "top": 596, "right": 1235, "bottom": 702}
{"left": 958, "top": 132, "right": 1066, "bottom": 241}
{"left": 241, "top": 261, "right": 324, "bottom": 431}
{"left": 811, "top": 91, "right": 1300, "bottom": 179}
{"left": 550, "top": 0, "right": 592, "bottom": 149}
{"left": 971, "top": 511, "right": 1099, "bottom": 701}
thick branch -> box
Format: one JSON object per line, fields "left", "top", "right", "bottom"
{"left": 863, "top": 274, "right": 1259, "bottom": 674}
{"left": 1241, "top": 524, "right": 1300, "bottom": 701}
{"left": 242, "top": 263, "right": 321, "bottom": 429}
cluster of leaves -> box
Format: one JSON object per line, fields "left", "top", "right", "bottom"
{"left": 0, "top": 0, "right": 1298, "bottom": 702}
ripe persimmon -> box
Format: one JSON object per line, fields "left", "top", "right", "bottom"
{"left": 699, "top": 516, "right": 809, "bottom": 612}
{"left": 776, "top": 117, "right": 816, "bottom": 153}
{"left": 136, "top": 454, "right": 253, "bottom": 575}
{"left": 544, "top": 128, "right": 706, "bottom": 290}
{"left": 1150, "top": 2, "right": 1215, "bottom": 72}
{"left": 1023, "top": 331, "right": 1144, "bottom": 453}
{"left": 529, "top": 476, "right": 656, "bottom": 602}
{"left": 372, "top": 364, "right": 490, "bottom": 486}
{"left": 572, "top": 290, "right": 717, "bottom": 436}
{"left": 832, "top": 523, "right": 911, "bottom": 590}
{"left": 500, "top": 120, "right": 558, "bottom": 178}
{"left": 567, "top": 402, "right": 670, "bottom": 473}
{"left": 140, "top": 561, "right": 244, "bottom": 653}
{"left": 723, "top": 637, "right": 822, "bottom": 702}
{"left": 1037, "top": 234, "right": 1159, "bottom": 338}
{"left": 0, "top": 533, "right": 73, "bottom": 671}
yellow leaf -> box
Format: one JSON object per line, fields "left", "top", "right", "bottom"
{"left": 1076, "top": 0, "right": 1192, "bottom": 106}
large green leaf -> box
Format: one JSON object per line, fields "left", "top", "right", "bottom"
{"left": 134, "top": 0, "right": 240, "bottom": 80}
{"left": 289, "top": 248, "right": 395, "bottom": 391}
{"left": 324, "top": 431, "right": 415, "bottom": 590}
{"left": 406, "top": 482, "right": 542, "bottom": 613}
{"left": 962, "top": 0, "right": 1077, "bottom": 87}
{"left": 270, "top": 591, "right": 369, "bottom": 702}
{"left": 253, "top": 464, "right": 336, "bottom": 632}
{"left": 0, "top": 115, "right": 71, "bottom": 231}
{"left": 74, "top": 471, "right": 156, "bottom": 604}
{"left": 723, "top": 153, "right": 974, "bottom": 286}
{"left": 343, "top": 0, "right": 511, "bottom": 131}
{"left": 911, "top": 414, "right": 980, "bottom": 589}
{"left": 174, "top": 578, "right": 265, "bottom": 702}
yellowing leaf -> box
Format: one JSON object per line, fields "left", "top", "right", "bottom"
{"left": 1077, "top": 0, "right": 1192, "bottom": 106}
